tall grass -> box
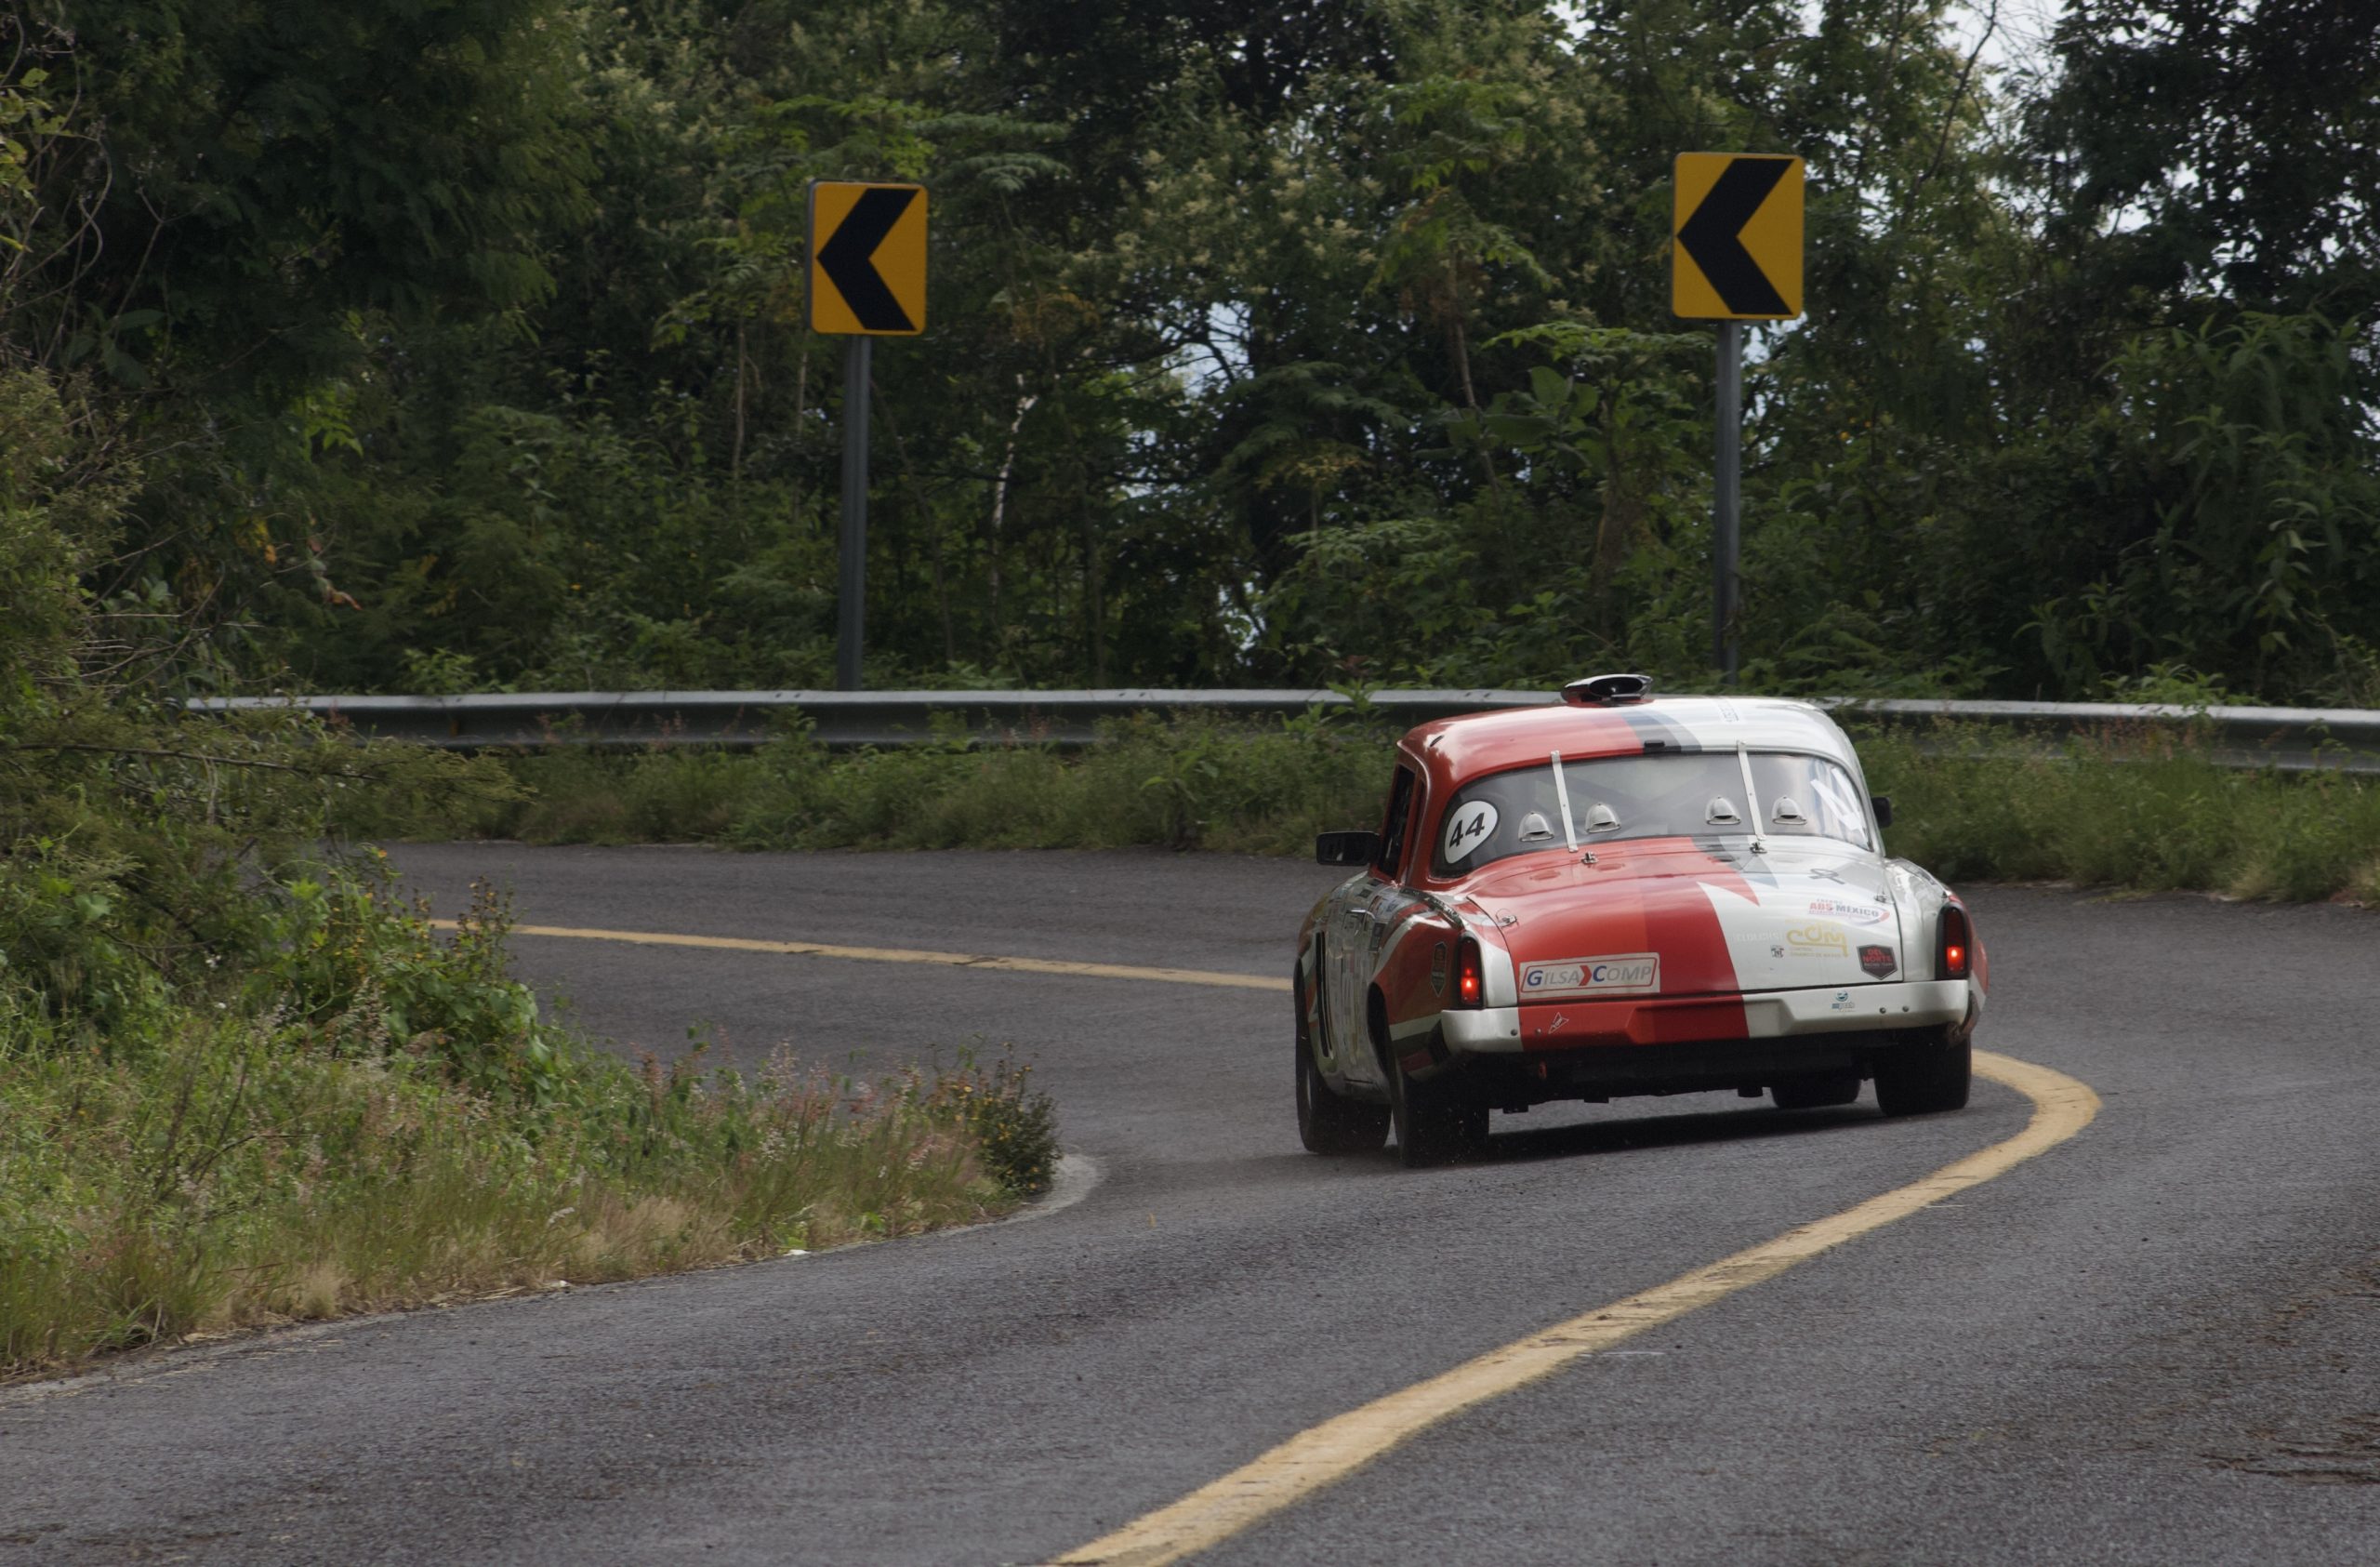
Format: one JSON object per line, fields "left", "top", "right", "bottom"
{"left": 0, "top": 876, "right": 1056, "bottom": 1379}
{"left": 1856, "top": 722, "right": 2380, "bottom": 902}
{"left": 466, "top": 710, "right": 1391, "bottom": 855}
{"left": 450, "top": 712, "right": 2380, "bottom": 905}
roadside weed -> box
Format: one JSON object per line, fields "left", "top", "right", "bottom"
{"left": 0, "top": 875, "right": 1058, "bottom": 1379}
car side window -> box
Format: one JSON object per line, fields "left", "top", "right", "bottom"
{"left": 1373, "top": 765, "right": 1417, "bottom": 879}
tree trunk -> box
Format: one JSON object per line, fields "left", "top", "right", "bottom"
{"left": 987, "top": 379, "right": 1037, "bottom": 640}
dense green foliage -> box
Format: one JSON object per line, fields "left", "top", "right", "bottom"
{"left": 0, "top": 172, "right": 1048, "bottom": 1374}
{"left": 0, "top": 356, "right": 1054, "bottom": 1374}
{"left": 4, "top": 0, "right": 2373, "bottom": 704}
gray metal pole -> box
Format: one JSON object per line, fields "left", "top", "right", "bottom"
{"left": 836, "top": 335, "right": 872, "bottom": 691}
{"left": 1713, "top": 320, "right": 1742, "bottom": 684}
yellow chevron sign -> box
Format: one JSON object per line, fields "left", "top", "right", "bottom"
{"left": 809, "top": 181, "right": 928, "bottom": 336}
{"left": 1673, "top": 153, "right": 1804, "bottom": 320}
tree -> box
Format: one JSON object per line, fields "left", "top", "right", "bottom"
{"left": 2027, "top": 0, "right": 2380, "bottom": 322}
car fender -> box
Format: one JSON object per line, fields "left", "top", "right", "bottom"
{"left": 1890, "top": 862, "right": 1989, "bottom": 1028}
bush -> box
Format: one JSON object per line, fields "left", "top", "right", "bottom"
{"left": 0, "top": 366, "right": 1061, "bottom": 1377}
{"left": 1856, "top": 722, "right": 2380, "bottom": 903}
{"left": 0, "top": 871, "right": 1056, "bottom": 1376}
{"left": 475, "top": 707, "right": 1395, "bottom": 855}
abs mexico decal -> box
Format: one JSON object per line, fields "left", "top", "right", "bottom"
{"left": 1806, "top": 897, "right": 1889, "bottom": 926}
{"left": 1520, "top": 953, "right": 1660, "bottom": 998}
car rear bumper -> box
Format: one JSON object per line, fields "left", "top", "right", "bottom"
{"left": 1442, "top": 979, "right": 1974, "bottom": 1055}
{"left": 1458, "top": 1026, "right": 1955, "bottom": 1104}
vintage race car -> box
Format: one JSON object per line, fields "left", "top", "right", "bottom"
{"left": 1293, "top": 674, "right": 1987, "bottom": 1166}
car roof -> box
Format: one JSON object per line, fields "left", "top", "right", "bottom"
{"left": 1400, "top": 696, "right": 1859, "bottom": 793}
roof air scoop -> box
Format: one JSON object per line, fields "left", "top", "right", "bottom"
{"left": 1561, "top": 672, "right": 1654, "bottom": 707}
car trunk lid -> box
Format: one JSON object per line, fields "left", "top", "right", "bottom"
{"left": 1464, "top": 839, "right": 1904, "bottom": 999}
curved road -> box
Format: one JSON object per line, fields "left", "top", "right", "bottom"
{"left": 4, "top": 846, "right": 2377, "bottom": 1564}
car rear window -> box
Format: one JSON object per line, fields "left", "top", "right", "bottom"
{"left": 1431, "top": 750, "right": 1870, "bottom": 876}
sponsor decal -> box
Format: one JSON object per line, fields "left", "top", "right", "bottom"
{"left": 1828, "top": 989, "right": 1858, "bottom": 1013}
{"left": 1520, "top": 953, "right": 1659, "bottom": 997}
{"left": 1859, "top": 944, "right": 1897, "bottom": 978}
{"left": 1807, "top": 897, "right": 1889, "bottom": 926}
{"left": 1430, "top": 941, "right": 1448, "bottom": 997}
{"left": 1769, "top": 923, "right": 1849, "bottom": 959}
{"left": 1441, "top": 800, "right": 1499, "bottom": 863}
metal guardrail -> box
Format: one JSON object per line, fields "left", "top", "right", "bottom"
{"left": 188, "top": 689, "right": 1540, "bottom": 749}
{"left": 187, "top": 689, "right": 2380, "bottom": 772}
{"left": 1843, "top": 697, "right": 2380, "bottom": 774}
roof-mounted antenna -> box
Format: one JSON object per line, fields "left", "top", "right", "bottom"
{"left": 1561, "top": 672, "right": 1654, "bottom": 707}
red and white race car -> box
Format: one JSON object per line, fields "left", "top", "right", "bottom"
{"left": 1294, "top": 674, "right": 1987, "bottom": 1166}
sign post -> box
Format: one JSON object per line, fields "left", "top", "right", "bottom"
{"left": 1672, "top": 153, "right": 1803, "bottom": 684}
{"left": 836, "top": 336, "right": 872, "bottom": 691}
{"left": 808, "top": 180, "right": 928, "bottom": 691}
{"left": 1712, "top": 318, "right": 1741, "bottom": 682}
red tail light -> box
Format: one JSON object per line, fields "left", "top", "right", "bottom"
{"left": 1455, "top": 937, "right": 1484, "bottom": 1008}
{"left": 1937, "top": 904, "right": 1972, "bottom": 980}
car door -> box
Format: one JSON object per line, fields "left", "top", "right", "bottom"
{"left": 1324, "top": 762, "right": 1420, "bottom": 1087}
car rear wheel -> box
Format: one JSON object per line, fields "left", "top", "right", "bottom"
{"left": 1295, "top": 974, "right": 1389, "bottom": 1154}
{"left": 1771, "top": 1070, "right": 1862, "bottom": 1109}
{"left": 1387, "top": 1053, "right": 1487, "bottom": 1167}
{"left": 1873, "top": 1028, "right": 1973, "bottom": 1116}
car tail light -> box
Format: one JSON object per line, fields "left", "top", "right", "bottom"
{"left": 1455, "top": 937, "right": 1484, "bottom": 1008}
{"left": 1937, "top": 904, "right": 1972, "bottom": 980}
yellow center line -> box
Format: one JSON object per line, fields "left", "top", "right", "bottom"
{"left": 1041, "top": 1049, "right": 2096, "bottom": 1567}
{"left": 457, "top": 914, "right": 2097, "bottom": 1567}
{"left": 428, "top": 920, "right": 1289, "bottom": 993}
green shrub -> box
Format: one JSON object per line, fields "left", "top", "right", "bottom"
{"left": 470, "top": 707, "right": 1395, "bottom": 856}
{"left": 943, "top": 1050, "right": 1060, "bottom": 1197}
{"left": 1858, "top": 722, "right": 2380, "bottom": 902}
{"left": 0, "top": 870, "right": 1055, "bottom": 1377}
{"left": 0, "top": 354, "right": 1060, "bottom": 1383}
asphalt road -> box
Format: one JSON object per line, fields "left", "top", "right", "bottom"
{"left": 5, "top": 844, "right": 2378, "bottom": 1564}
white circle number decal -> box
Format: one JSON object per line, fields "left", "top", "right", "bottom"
{"left": 1441, "top": 800, "right": 1499, "bottom": 863}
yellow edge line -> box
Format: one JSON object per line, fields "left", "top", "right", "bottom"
{"left": 1041, "top": 1048, "right": 2097, "bottom": 1567}
{"left": 450, "top": 915, "right": 2098, "bottom": 1567}
{"left": 428, "top": 920, "right": 1290, "bottom": 993}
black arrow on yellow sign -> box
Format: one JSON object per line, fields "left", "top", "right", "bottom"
{"left": 1672, "top": 153, "right": 1803, "bottom": 322}
{"left": 809, "top": 180, "right": 928, "bottom": 337}
{"left": 1677, "top": 160, "right": 1790, "bottom": 316}
{"left": 817, "top": 187, "right": 918, "bottom": 333}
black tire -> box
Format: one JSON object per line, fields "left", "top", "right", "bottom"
{"left": 1295, "top": 975, "right": 1389, "bottom": 1154}
{"left": 1386, "top": 1052, "right": 1487, "bottom": 1167}
{"left": 1873, "top": 1029, "right": 1973, "bottom": 1116}
{"left": 1771, "top": 1070, "right": 1862, "bottom": 1110}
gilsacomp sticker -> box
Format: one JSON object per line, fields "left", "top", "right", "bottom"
{"left": 1520, "top": 953, "right": 1660, "bottom": 998}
